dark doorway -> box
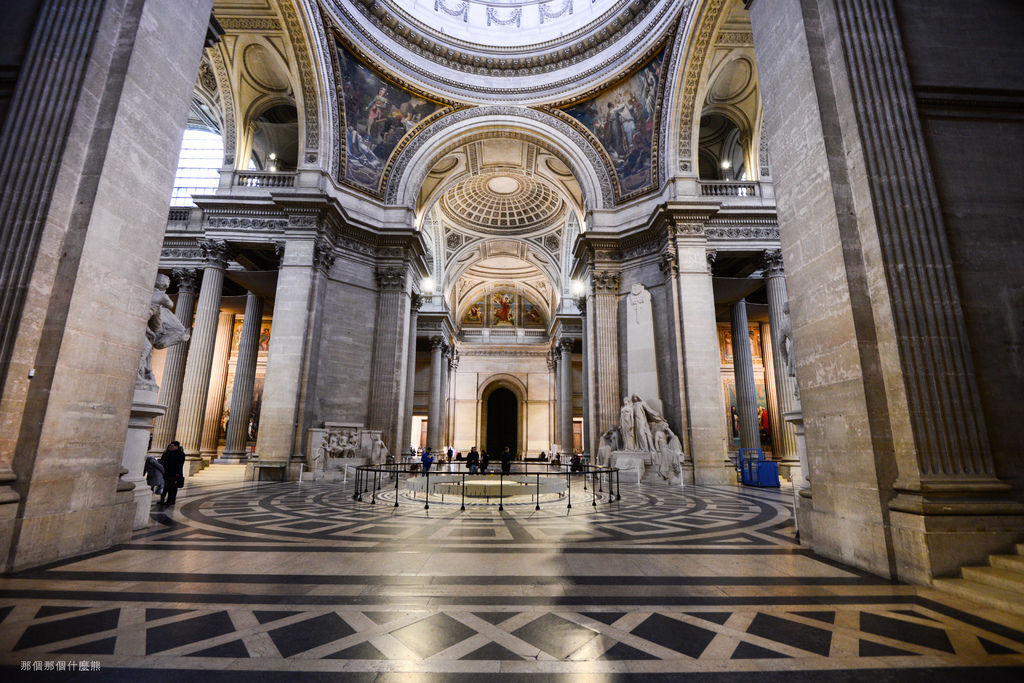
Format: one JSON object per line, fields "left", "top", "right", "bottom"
{"left": 486, "top": 388, "right": 518, "bottom": 457}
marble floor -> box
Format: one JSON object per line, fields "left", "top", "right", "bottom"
{"left": 1, "top": 471, "right": 1022, "bottom": 681}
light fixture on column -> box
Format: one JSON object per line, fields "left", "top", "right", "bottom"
{"left": 265, "top": 152, "right": 277, "bottom": 172}
{"left": 571, "top": 279, "right": 586, "bottom": 296}
{"left": 422, "top": 276, "right": 434, "bottom": 294}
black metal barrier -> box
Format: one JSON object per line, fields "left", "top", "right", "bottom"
{"left": 351, "top": 462, "right": 622, "bottom": 511}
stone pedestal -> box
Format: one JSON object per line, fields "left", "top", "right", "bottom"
{"left": 121, "top": 386, "right": 165, "bottom": 530}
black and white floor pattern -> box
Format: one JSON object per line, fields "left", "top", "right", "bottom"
{"left": 1, "top": 477, "right": 1022, "bottom": 680}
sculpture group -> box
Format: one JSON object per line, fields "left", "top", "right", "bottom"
{"left": 596, "top": 394, "right": 683, "bottom": 483}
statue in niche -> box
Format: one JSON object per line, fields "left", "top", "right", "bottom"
{"left": 619, "top": 396, "right": 635, "bottom": 451}
{"left": 137, "top": 274, "right": 189, "bottom": 391}
{"left": 596, "top": 427, "right": 620, "bottom": 467}
{"left": 627, "top": 283, "right": 650, "bottom": 325}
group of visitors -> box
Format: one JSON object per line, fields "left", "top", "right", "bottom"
{"left": 143, "top": 441, "right": 186, "bottom": 505}
{"left": 416, "top": 445, "right": 515, "bottom": 475}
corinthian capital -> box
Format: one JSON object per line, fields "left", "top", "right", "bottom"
{"left": 591, "top": 271, "right": 620, "bottom": 294}
{"left": 762, "top": 249, "right": 785, "bottom": 278}
{"left": 376, "top": 265, "right": 408, "bottom": 290}
{"left": 198, "top": 239, "right": 231, "bottom": 268}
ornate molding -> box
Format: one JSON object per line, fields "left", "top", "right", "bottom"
{"left": 763, "top": 249, "right": 784, "bottom": 278}
{"left": 218, "top": 17, "right": 281, "bottom": 32}
{"left": 573, "top": 295, "right": 588, "bottom": 316}
{"left": 705, "top": 249, "right": 718, "bottom": 276}
{"left": 198, "top": 238, "right": 231, "bottom": 268}
{"left": 161, "top": 247, "right": 204, "bottom": 261}
{"left": 207, "top": 216, "right": 288, "bottom": 231}
{"left": 676, "top": 0, "right": 727, "bottom": 173}
{"left": 375, "top": 265, "right": 408, "bottom": 290}
{"left": 314, "top": 238, "right": 337, "bottom": 273}
{"left": 278, "top": 0, "right": 319, "bottom": 160}
{"left": 429, "top": 335, "right": 449, "bottom": 352}
{"left": 659, "top": 249, "right": 678, "bottom": 278}
{"left": 705, "top": 226, "right": 780, "bottom": 240}
{"left": 171, "top": 268, "right": 200, "bottom": 295}
{"left": 208, "top": 48, "right": 236, "bottom": 166}
{"left": 591, "top": 271, "right": 620, "bottom": 294}
{"left": 410, "top": 292, "right": 424, "bottom": 312}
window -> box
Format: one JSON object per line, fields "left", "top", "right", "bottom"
{"left": 170, "top": 128, "right": 223, "bottom": 207}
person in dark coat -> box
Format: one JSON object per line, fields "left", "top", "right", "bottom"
{"left": 144, "top": 455, "right": 165, "bottom": 496}
{"left": 480, "top": 450, "right": 489, "bottom": 473}
{"left": 158, "top": 441, "right": 186, "bottom": 505}
{"left": 467, "top": 447, "right": 480, "bottom": 473}
{"left": 500, "top": 446, "right": 512, "bottom": 475}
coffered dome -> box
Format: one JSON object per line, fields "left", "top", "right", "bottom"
{"left": 439, "top": 173, "right": 566, "bottom": 234}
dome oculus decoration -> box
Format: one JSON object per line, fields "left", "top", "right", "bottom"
{"left": 440, "top": 173, "right": 566, "bottom": 235}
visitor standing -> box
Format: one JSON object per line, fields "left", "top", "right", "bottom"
{"left": 480, "top": 450, "right": 489, "bottom": 473}
{"left": 500, "top": 446, "right": 512, "bottom": 475}
{"left": 421, "top": 447, "right": 434, "bottom": 475}
{"left": 158, "top": 441, "right": 185, "bottom": 505}
{"left": 467, "top": 447, "right": 480, "bottom": 473}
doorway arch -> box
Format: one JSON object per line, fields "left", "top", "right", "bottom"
{"left": 479, "top": 375, "right": 528, "bottom": 458}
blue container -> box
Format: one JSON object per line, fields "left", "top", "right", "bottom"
{"left": 738, "top": 448, "right": 780, "bottom": 487}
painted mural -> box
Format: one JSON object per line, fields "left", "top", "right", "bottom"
{"left": 492, "top": 292, "right": 516, "bottom": 326}
{"left": 522, "top": 299, "right": 545, "bottom": 327}
{"left": 562, "top": 50, "right": 665, "bottom": 196}
{"left": 336, "top": 41, "right": 442, "bottom": 192}
{"left": 462, "top": 298, "right": 484, "bottom": 326}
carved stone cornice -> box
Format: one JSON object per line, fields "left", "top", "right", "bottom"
{"left": 591, "top": 271, "right": 621, "bottom": 295}
{"left": 706, "top": 249, "right": 718, "bottom": 276}
{"left": 763, "top": 249, "right": 785, "bottom": 278}
{"left": 313, "top": 238, "right": 337, "bottom": 274}
{"left": 206, "top": 216, "right": 288, "bottom": 232}
{"left": 198, "top": 238, "right": 231, "bottom": 268}
{"left": 171, "top": 268, "right": 200, "bottom": 295}
{"left": 410, "top": 292, "right": 424, "bottom": 312}
{"left": 375, "top": 265, "right": 407, "bottom": 290}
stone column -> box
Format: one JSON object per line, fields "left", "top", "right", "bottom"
{"left": 426, "top": 336, "right": 446, "bottom": 450}
{"left": 730, "top": 299, "right": 760, "bottom": 450}
{"left": 255, "top": 237, "right": 317, "bottom": 465}
{"left": 760, "top": 321, "right": 782, "bottom": 459}
{"left": 367, "top": 266, "right": 412, "bottom": 453}
{"left": 668, "top": 224, "right": 729, "bottom": 484}
{"left": 150, "top": 268, "right": 199, "bottom": 452}
{"left": 440, "top": 345, "right": 452, "bottom": 449}
{"left": 199, "top": 312, "right": 234, "bottom": 458}
{"left": 763, "top": 250, "right": 799, "bottom": 468}
{"left": 591, "top": 272, "right": 620, "bottom": 436}
{"left": 575, "top": 297, "right": 591, "bottom": 455}
{"left": 221, "top": 292, "right": 263, "bottom": 461}
{"left": 176, "top": 239, "right": 229, "bottom": 474}
{"left": 400, "top": 294, "right": 422, "bottom": 456}
{"left": 559, "top": 338, "right": 573, "bottom": 453}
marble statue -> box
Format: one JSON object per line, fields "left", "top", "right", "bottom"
{"left": 596, "top": 427, "right": 620, "bottom": 467}
{"left": 629, "top": 394, "right": 666, "bottom": 453}
{"left": 370, "top": 436, "right": 389, "bottom": 465}
{"left": 322, "top": 431, "right": 345, "bottom": 459}
{"left": 137, "top": 274, "right": 189, "bottom": 390}
{"left": 779, "top": 302, "right": 799, "bottom": 399}
{"left": 619, "top": 396, "right": 635, "bottom": 450}
{"left": 651, "top": 423, "right": 683, "bottom": 482}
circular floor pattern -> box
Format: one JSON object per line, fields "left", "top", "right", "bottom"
{"left": 173, "top": 480, "right": 796, "bottom": 549}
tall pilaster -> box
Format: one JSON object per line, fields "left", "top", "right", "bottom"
{"left": 591, "top": 271, "right": 620, "bottom": 436}
{"left": 575, "top": 296, "right": 591, "bottom": 455}
{"left": 221, "top": 292, "right": 263, "bottom": 460}
{"left": 426, "top": 336, "right": 447, "bottom": 450}
{"left": 763, "top": 250, "right": 799, "bottom": 465}
{"left": 256, "top": 236, "right": 318, "bottom": 464}
{"left": 559, "top": 338, "right": 574, "bottom": 453}
{"left": 667, "top": 220, "right": 729, "bottom": 484}
{"left": 400, "top": 294, "right": 422, "bottom": 455}
{"left": 177, "top": 240, "right": 229, "bottom": 473}
{"left": 367, "top": 266, "right": 411, "bottom": 452}
{"left": 730, "top": 299, "right": 760, "bottom": 450}
{"left": 150, "top": 268, "right": 199, "bottom": 451}
{"left": 293, "top": 240, "right": 334, "bottom": 464}
{"left": 199, "top": 312, "right": 235, "bottom": 458}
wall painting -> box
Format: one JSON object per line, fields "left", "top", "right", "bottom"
{"left": 561, "top": 50, "right": 665, "bottom": 197}
{"left": 336, "top": 41, "right": 442, "bottom": 193}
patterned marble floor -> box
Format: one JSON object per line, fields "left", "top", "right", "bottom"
{"left": 1, "top": 473, "right": 1022, "bottom": 681}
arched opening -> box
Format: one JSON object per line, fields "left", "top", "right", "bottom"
{"left": 249, "top": 103, "right": 298, "bottom": 172}
{"left": 486, "top": 387, "right": 518, "bottom": 458}
{"left": 698, "top": 113, "right": 747, "bottom": 180}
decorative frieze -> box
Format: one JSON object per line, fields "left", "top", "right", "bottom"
{"left": 705, "top": 226, "right": 780, "bottom": 240}
{"left": 207, "top": 216, "right": 288, "bottom": 232}
{"left": 161, "top": 247, "right": 204, "bottom": 261}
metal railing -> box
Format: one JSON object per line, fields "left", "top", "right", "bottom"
{"left": 352, "top": 462, "right": 621, "bottom": 511}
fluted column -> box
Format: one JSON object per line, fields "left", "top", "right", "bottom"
{"left": 591, "top": 272, "right": 620, "bottom": 435}
{"left": 200, "top": 311, "right": 235, "bottom": 458}
{"left": 763, "top": 250, "right": 799, "bottom": 466}
{"left": 426, "top": 336, "right": 446, "bottom": 450}
{"left": 559, "top": 338, "right": 573, "bottom": 453}
{"left": 400, "top": 294, "right": 422, "bottom": 455}
{"left": 221, "top": 292, "right": 263, "bottom": 460}
{"left": 177, "top": 240, "right": 229, "bottom": 473}
{"left": 730, "top": 299, "right": 760, "bottom": 450}
{"left": 367, "top": 266, "right": 412, "bottom": 452}
{"left": 150, "top": 268, "right": 199, "bottom": 452}
{"left": 575, "top": 297, "right": 591, "bottom": 455}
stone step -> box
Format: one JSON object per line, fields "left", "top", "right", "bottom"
{"left": 991, "top": 554, "right": 1024, "bottom": 573}
{"left": 961, "top": 566, "right": 1024, "bottom": 593}
{"left": 932, "top": 578, "right": 1024, "bottom": 617}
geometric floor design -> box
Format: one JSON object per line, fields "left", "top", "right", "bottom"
{"left": 1, "top": 477, "right": 1023, "bottom": 680}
